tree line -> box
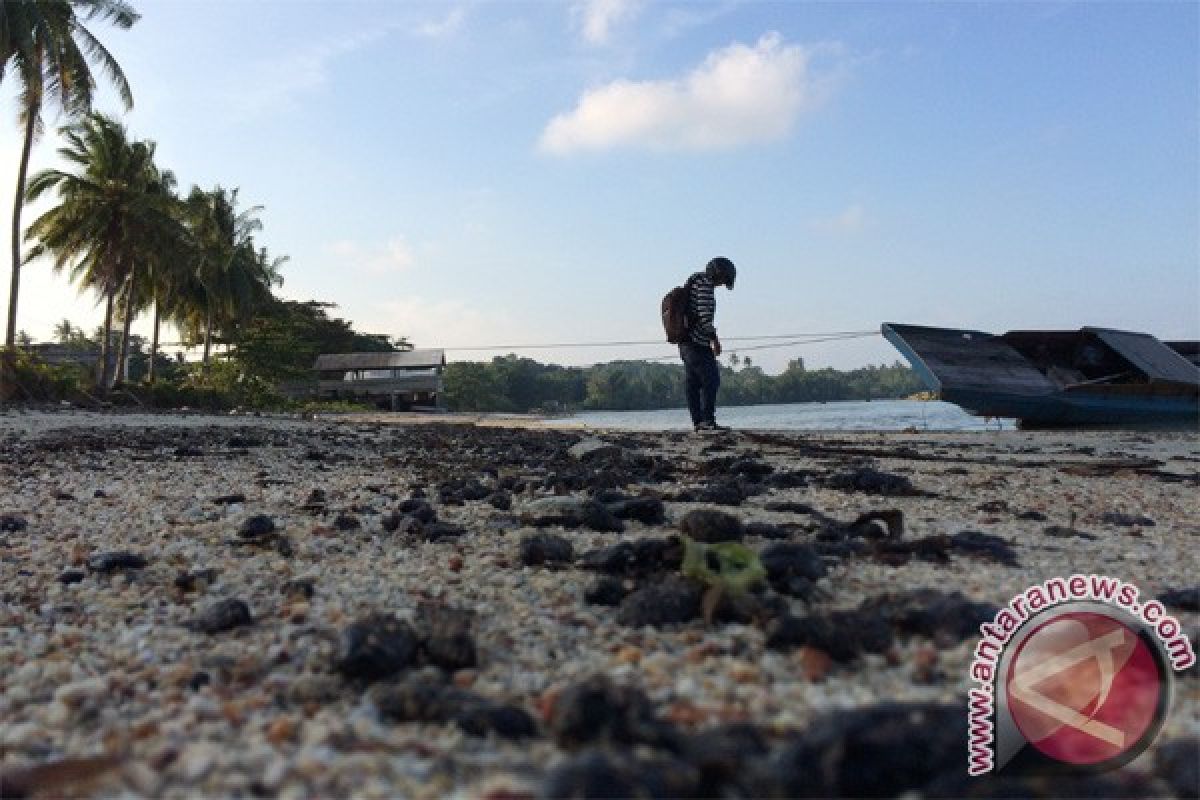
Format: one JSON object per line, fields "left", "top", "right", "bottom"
{"left": 16, "top": 111, "right": 287, "bottom": 390}
{"left": 14, "top": 300, "right": 405, "bottom": 407}
{"left": 444, "top": 355, "right": 924, "bottom": 413}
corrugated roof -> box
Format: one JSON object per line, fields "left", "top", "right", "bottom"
{"left": 1086, "top": 329, "right": 1200, "bottom": 386}
{"left": 313, "top": 350, "right": 445, "bottom": 370}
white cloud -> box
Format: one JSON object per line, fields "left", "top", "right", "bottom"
{"left": 326, "top": 238, "right": 417, "bottom": 275}
{"left": 415, "top": 7, "right": 467, "bottom": 39}
{"left": 574, "top": 0, "right": 642, "bottom": 45}
{"left": 811, "top": 203, "right": 866, "bottom": 234}
{"left": 539, "top": 33, "right": 845, "bottom": 154}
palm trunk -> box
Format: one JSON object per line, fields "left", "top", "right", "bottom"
{"left": 97, "top": 293, "right": 115, "bottom": 390}
{"left": 148, "top": 296, "right": 161, "bottom": 384}
{"left": 1, "top": 101, "right": 40, "bottom": 401}
{"left": 202, "top": 304, "right": 213, "bottom": 369}
{"left": 5, "top": 100, "right": 38, "bottom": 351}
{"left": 115, "top": 264, "right": 139, "bottom": 387}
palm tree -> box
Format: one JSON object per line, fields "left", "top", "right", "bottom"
{"left": 52, "top": 316, "right": 73, "bottom": 344}
{"left": 1, "top": 0, "right": 139, "bottom": 357}
{"left": 228, "top": 241, "right": 286, "bottom": 325}
{"left": 24, "top": 112, "right": 180, "bottom": 388}
{"left": 183, "top": 186, "right": 269, "bottom": 368}
{"left": 131, "top": 192, "right": 198, "bottom": 385}
{"left": 175, "top": 239, "right": 285, "bottom": 370}
{"left": 142, "top": 226, "right": 196, "bottom": 384}
{"left": 112, "top": 163, "right": 185, "bottom": 384}
{"left": 157, "top": 254, "right": 207, "bottom": 368}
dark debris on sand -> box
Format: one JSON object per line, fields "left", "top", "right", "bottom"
{"left": 1, "top": 419, "right": 1189, "bottom": 799}
{"left": 371, "top": 679, "right": 537, "bottom": 740}
{"left": 334, "top": 614, "right": 420, "bottom": 682}
{"left": 822, "top": 466, "right": 929, "bottom": 496}
{"left": 188, "top": 597, "right": 253, "bottom": 634}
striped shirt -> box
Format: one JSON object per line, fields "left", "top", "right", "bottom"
{"left": 686, "top": 272, "right": 717, "bottom": 345}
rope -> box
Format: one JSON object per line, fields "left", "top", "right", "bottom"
{"left": 441, "top": 330, "right": 878, "bottom": 352}
{"left": 639, "top": 331, "right": 878, "bottom": 362}
{"left": 156, "top": 329, "right": 883, "bottom": 368}
{"left": 725, "top": 331, "right": 878, "bottom": 353}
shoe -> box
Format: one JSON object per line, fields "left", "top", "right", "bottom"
{"left": 694, "top": 421, "right": 731, "bottom": 432}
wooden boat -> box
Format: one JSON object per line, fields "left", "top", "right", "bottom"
{"left": 882, "top": 323, "right": 1200, "bottom": 429}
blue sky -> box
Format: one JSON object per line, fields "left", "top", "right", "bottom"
{"left": 2, "top": 0, "right": 1197, "bottom": 372}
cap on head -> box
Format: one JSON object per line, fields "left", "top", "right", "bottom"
{"left": 706, "top": 256, "right": 736, "bottom": 289}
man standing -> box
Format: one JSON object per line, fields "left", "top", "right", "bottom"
{"left": 680, "top": 256, "right": 736, "bottom": 431}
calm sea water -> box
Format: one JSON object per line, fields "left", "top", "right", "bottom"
{"left": 551, "top": 399, "right": 1016, "bottom": 432}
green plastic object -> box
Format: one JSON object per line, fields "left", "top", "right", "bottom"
{"left": 680, "top": 535, "right": 766, "bottom": 596}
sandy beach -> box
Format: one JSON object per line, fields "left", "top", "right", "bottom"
{"left": 0, "top": 409, "right": 1196, "bottom": 798}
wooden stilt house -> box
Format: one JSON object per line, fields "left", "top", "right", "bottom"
{"left": 313, "top": 350, "right": 446, "bottom": 410}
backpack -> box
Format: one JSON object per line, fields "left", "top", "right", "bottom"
{"left": 661, "top": 277, "right": 694, "bottom": 344}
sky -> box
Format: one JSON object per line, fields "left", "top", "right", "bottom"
{"left": 1, "top": 0, "right": 1197, "bottom": 373}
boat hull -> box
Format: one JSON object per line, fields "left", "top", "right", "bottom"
{"left": 883, "top": 323, "right": 1200, "bottom": 430}
{"left": 941, "top": 387, "right": 1199, "bottom": 429}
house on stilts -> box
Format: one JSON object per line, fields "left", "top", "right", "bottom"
{"left": 312, "top": 350, "right": 446, "bottom": 410}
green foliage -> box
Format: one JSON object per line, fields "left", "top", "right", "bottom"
{"left": 444, "top": 355, "right": 586, "bottom": 412}
{"left": 175, "top": 359, "right": 280, "bottom": 409}
{"left": 680, "top": 536, "right": 767, "bottom": 596}
{"left": 1, "top": 303, "right": 404, "bottom": 410}
{"left": 130, "top": 379, "right": 231, "bottom": 411}
{"left": 292, "top": 399, "right": 376, "bottom": 414}
{"left": 3, "top": 354, "right": 375, "bottom": 412}
{"left": 444, "top": 361, "right": 513, "bottom": 412}
{"left": 584, "top": 361, "right": 683, "bottom": 410}
{"left": 3, "top": 348, "right": 92, "bottom": 402}
{"left": 227, "top": 299, "right": 398, "bottom": 386}
{"left": 440, "top": 354, "right": 923, "bottom": 413}
{"left": 720, "top": 360, "right": 923, "bottom": 405}
{"left": 0, "top": 1, "right": 139, "bottom": 118}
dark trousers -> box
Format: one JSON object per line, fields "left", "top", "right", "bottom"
{"left": 679, "top": 342, "right": 720, "bottom": 426}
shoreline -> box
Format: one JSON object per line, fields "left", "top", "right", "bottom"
{"left": 7, "top": 400, "right": 1195, "bottom": 436}
{"left": 0, "top": 411, "right": 1196, "bottom": 797}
